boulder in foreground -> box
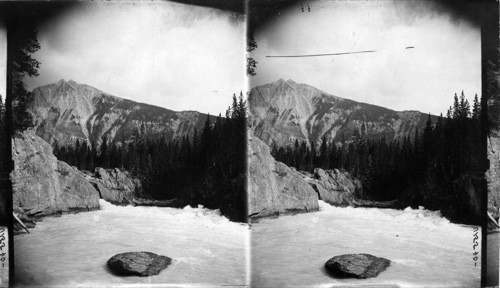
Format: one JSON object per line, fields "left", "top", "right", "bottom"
{"left": 325, "top": 253, "right": 390, "bottom": 279}
{"left": 107, "top": 252, "right": 172, "bottom": 276}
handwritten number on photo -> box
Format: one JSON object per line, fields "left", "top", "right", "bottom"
{"left": 472, "top": 227, "right": 479, "bottom": 267}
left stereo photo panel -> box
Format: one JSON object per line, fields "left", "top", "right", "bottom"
{"left": 4, "top": 1, "right": 248, "bottom": 287}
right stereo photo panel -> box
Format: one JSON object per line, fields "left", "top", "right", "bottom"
{"left": 247, "top": 0, "right": 498, "bottom": 287}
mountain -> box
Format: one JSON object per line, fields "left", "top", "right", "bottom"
{"left": 249, "top": 79, "right": 436, "bottom": 147}
{"left": 29, "top": 79, "right": 213, "bottom": 146}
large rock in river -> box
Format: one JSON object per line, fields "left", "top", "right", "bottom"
{"left": 248, "top": 129, "right": 319, "bottom": 218}
{"left": 89, "top": 167, "right": 143, "bottom": 205}
{"left": 107, "top": 252, "right": 172, "bottom": 276}
{"left": 10, "top": 130, "right": 100, "bottom": 216}
{"left": 325, "top": 253, "right": 391, "bottom": 279}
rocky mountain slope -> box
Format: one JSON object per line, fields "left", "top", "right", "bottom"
{"left": 30, "top": 79, "right": 213, "bottom": 146}
{"left": 249, "top": 79, "right": 436, "bottom": 147}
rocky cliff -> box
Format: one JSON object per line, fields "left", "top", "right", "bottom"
{"left": 486, "top": 53, "right": 500, "bottom": 224}
{"left": 88, "top": 167, "right": 143, "bottom": 205}
{"left": 11, "top": 130, "right": 100, "bottom": 216}
{"left": 30, "top": 79, "right": 214, "bottom": 146}
{"left": 10, "top": 130, "right": 153, "bottom": 217}
{"left": 248, "top": 129, "right": 319, "bottom": 218}
{"left": 486, "top": 65, "right": 500, "bottom": 221}
{"left": 487, "top": 134, "right": 500, "bottom": 219}
{"left": 300, "top": 168, "right": 361, "bottom": 207}
{"left": 249, "top": 79, "right": 435, "bottom": 148}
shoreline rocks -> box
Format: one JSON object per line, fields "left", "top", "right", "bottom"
{"left": 107, "top": 252, "right": 172, "bottom": 277}
{"left": 10, "top": 130, "right": 153, "bottom": 220}
{"left": 325, "top": 253, "right": 391, "bottom": 279}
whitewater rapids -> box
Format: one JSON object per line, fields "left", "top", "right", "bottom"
{"left": 14, "top": 199, "right": 249, "bottom": 287}
{"left": 13, "top": 199, "right": 484, "bottom": 287}
{"left": 251, "top": 200, "right": 481, "bottom": 288}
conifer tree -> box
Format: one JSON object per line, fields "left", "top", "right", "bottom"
{"left": 320, "top": 136, "right": 328, "bottom": 169}
{"left": 10, "top": 25, "right": 41, "bottom": 132}
{"left": 268, "top": 91, "right": 483, "bottom": 224}
{"left": 472, "top": 94, "right": 481, "bottom": 120}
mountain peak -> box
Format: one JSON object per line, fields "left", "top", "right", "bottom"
{"left": 30, "top": 80, "right": 211, "bottom": 147}
{"left": 54, "top": 79, "right": 78, "bottom": 86}
{"left": 249, "top": 80, "right": 431, "bottom": 148}
{"left": 274, "top": 78, "right": 296, "bottom": 84}
{"left": 275, "top": 78, "right": 294, "bottom": 87}
{"left": 272, "top": 78, "right": 297, "bottom": 87}
{"left": 52, "top": 79, "right": 77, "bottom": 91}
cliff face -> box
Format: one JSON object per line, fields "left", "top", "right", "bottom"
{"left": 486, "top": 53, "right": 500, "bottom": 222}
{"left": 487, "top": 135, "right": 500, "bottom": 219}
{"left": 249, "top": 79, "right": 434, "bottom": 148}
{"left": 486, "top": 66, "right": 500, "bottom": 220}
{"left": 88, "top": 167, "right": 143, "bottom": 205}
{"left": 10, "top": 130, "right": 100, "bottom": 216}
{"left": 30, "top": 79, "right": 213, "bottom": 146}
{"left": 300, "top": 168, "right": 361, "bottom": 207}
{"left": 248, "top": 129, "right": 319, "bottom": 218}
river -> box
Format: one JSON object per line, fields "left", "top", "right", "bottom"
{"left": 251, "top": 201, "right": 481, "bottom": 288}
{"left": 14, "top": 199, "right": 249, "bottom": 287}
{"left": 12, "top": 199, "right": 485, "bottom": 287}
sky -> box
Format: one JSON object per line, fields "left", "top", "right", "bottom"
{"left": 25, "top": 1, "right": 245, "bottom": 116}
{"left": 250, "top": 0, "right": 481, "bottom": 116}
